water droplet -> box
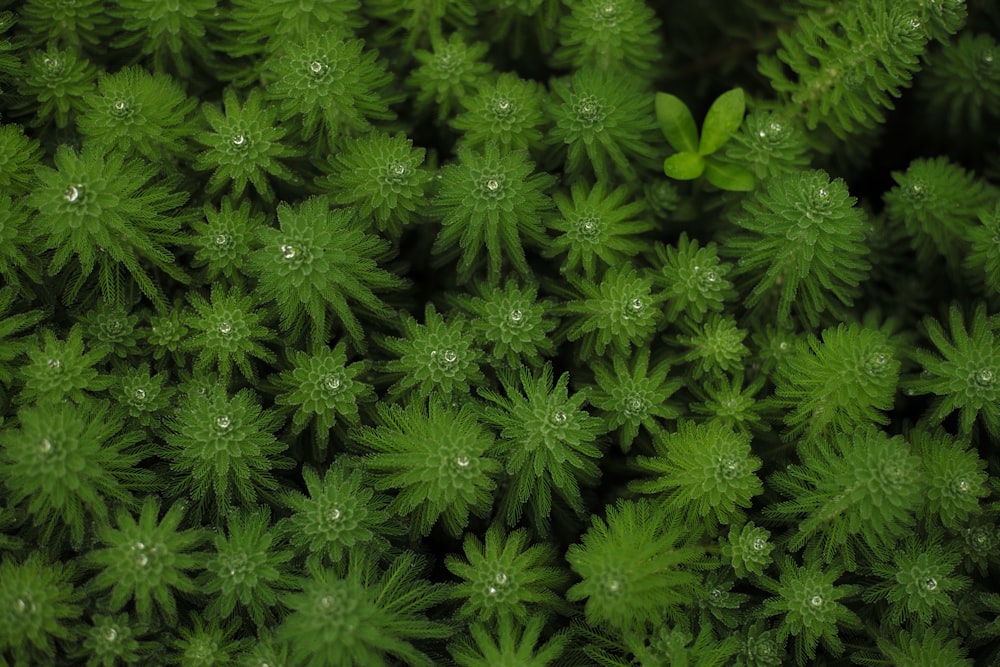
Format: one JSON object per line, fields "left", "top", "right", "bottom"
{"left": 975, "top": 369, "right": 994, "bottom": 386}
{"left": 487, "top": 586, "right": 498, "bottom": 595}
{"left": 214, "top": 234, "right": 230, "bottom": 246}
{"left": 113, "top": 99, "right": 126, "bottom": 111}
{"left": 324, "top": 374, "right": 341, "bottom": 391}
{"left": 607, "top": 579, "right": 620, "bottom": 593}
{"left": 817, "top": 187, "right": 829, "bottom": 199}
{"left": 391, "top": 162, "right": 407, "bottom": 176}
{"left": 924, "top": 577, "right": 937, "bottom": 591}
{"left": 104, "top": 627, "right": 118, "bottom": 642}
{"left": 442, "top": 349, "right": 458, "bottom": 363}
{"left": 768, "top": 120, "right": 783, "bottom": 134}
{"left": 704, "top": 270, "right": 718, "bottom": 283}
{"left": 757, "top": 129, "right": 766, "bottom": 138}
{"left": 13, "top": 598, "right": 27, "bottom": 613}
{"left": 778, "top": 341, "right": 788, "bottom": 351}
{"left": 486, "top": 179, "right": 500, "bottom": 191}
{"left": 809, "top": 595, "right": 823, "bottom": 607}
{"left": 309, "top": 60, "right": 326, "bottom": 74}
{"left": 509, "top": 308, "right": 524, "bottom": 323}
{"left": 63, "top": 185, "right": 80, "bottom": 202}
{"left": 231, "top": 134, "right": 246, "bottom": 146}
{"left": 134, "top": 388, "right": 146, "bottom": 401}
{"left": 216, "top": 415, "right": 231, "bottom": 430}
{"left": 44, "top": 57, "right": 60, "bottom": 68}
{"left": 752, "top": 537, "right": 766, "bottom": 551}
{"left": 320, "top": 596, "right": 332, "bottom": 608}
{"left": 954, "top": 478, "right": 970, "bottom": 493}
{"left": 135, "top": 553, "right": 148, "bottom": 567}
{"left": 456, "top": 455, "right": 470, "bottom": 467}
{"left": 48, "top": 358, "right": 61, "bottom": 369}
{"left": 328, "top": 507, "right": 341, "bottom": 521}
{"left": 909, "top": 17, "right": 921, "bottom": 30}
{"left": 495, "top": 97, "right": 511, "bottom": 112}
{"left": 495, "top": 572, "right": 508, "bottom": 585}
{"left": 218, "top": 321, "right": 232, "bottom": 335}
{"left": 552, "top": 410, "right": 567, "bottom": 424}
{"left": 280, "top": 244, "right": 296, "bottom": 260}
{"left": 629, "top": 297, "right": 643, "bottom": 311}
{"left": 985, "top": 51, "right": 994, "bottom": 64}
{"left": 38, "top": 438, "right": 52, "bottom": 454}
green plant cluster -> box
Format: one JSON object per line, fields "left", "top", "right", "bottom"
{"left": 2, "top": 0, "right": 1000, "bottom": 665}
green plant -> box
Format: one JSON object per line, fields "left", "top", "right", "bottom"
{"left": 631, "top": 420, "right": 763, "bottom": 529}
{"left": 0, "top": 399, "right": 155, "bottom": 548}
{"left": 352, "top": 397, "right": 501, "bottom": 538}
{"left": 85, "top": 496, "right": 205, "bottom": 625}
{"left": 478, "top": 363, "right": 605, "bottom": 533}
{"left": 193, "top": 87, "right": 303, "bottom": 202}
{"left": 723, "top": 168, "right": 871, "bottom": 328}
{"left": 757, "top": 557, "right": 862, "bottom": 664}
{"left": 200, "top": 507, "right": 297, "bottom": 628}
{"left": 26, "top": 144, "right": 190, "bottom": 309}
{"left": 657, "top": 87, "right": 754, "bottom": 191}
{"left": 276, "top": 552, "right": 450, "bottom": 667}
{"left": 565, "top": 498, "right": 706, "bottom": 634}
{"left": 431, "top": 142, "right": 554, "bottom": 282}
{"left": 278, "top": 460, "right": 398, "bottom": 567}
{"left": 444, "top": 524, "right": 569, "bottom": 623}
{"left": 249, "top": 195, "right": 404, "bottom": 348}
{"left": 6, "top": 1, "right": 1000, "bottom": 664}
{"left": 906, "top": 302, "right": 1000, "bottom": 437}
{"left": 766, "top": 426, "right": 924, "bottom": 569}
{"left": 162, "top": 384, "right": 291, "bottom": 521}
{"left": 0, "top": 554, "right": 82, "bottom": 665}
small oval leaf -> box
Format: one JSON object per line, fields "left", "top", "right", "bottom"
{"left": 663, "top": 152, "right": 706, "bottom": 180}
{"left": 704, "top": 161, "right": 755, "bottom": 191}
{"left": 655, "top": 92, "right": 699, "bottom": 153}
{"left": 699, "top": 88, "right": 746, "bottom": 155}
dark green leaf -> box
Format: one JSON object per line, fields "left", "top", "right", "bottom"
{"left": 655, "top": 92, "right": 699, "bottom": 153}
{"left": 699, "top": 88, "right": 746, "bottom": 155}
{"left": 704, "top": 161, "right": 755, "bottom": 191}
{"left": 663, "top": 152, "right": 705, "bottom": 180}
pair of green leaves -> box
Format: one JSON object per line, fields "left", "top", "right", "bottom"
{"left": 656, "top": 88, "right": 754, "bottom": 192}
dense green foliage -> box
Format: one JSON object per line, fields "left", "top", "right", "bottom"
{"left": 2, "top": 0, "right": 1000, "bottom": 664}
